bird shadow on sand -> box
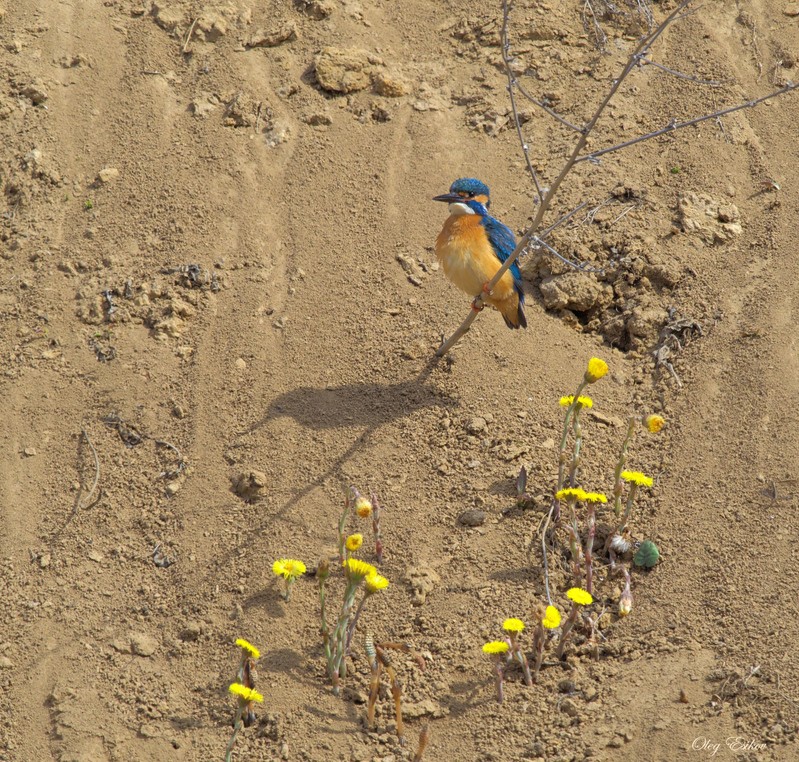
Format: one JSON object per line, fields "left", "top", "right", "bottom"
{"left": 226, "top": 356, "right": 455, "bottom": 556}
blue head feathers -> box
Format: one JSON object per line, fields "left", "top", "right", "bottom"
{"left": 449, "top": 178, "right": 491, "bottom": 206}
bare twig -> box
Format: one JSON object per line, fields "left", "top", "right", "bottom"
{"left": 502, "top": 2, "right": 543, "bottom": 201}
{"left": 182, "top": 18, "right": 198, "bottom": 55}
{"left": 528, "top": 235, "right": 603, "bottom": 274}
{"left": 576, "top": 82, "right": 799, "bottom": 164}
{"left": 514, "top": 80, "right": 584, "bottom": 133}
{"left": 77, "top": 429, "right": 100, "bottom": 512}
{"left": 637, "top": 54, "right": 727, "bottom": 86}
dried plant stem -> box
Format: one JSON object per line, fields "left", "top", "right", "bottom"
{"left": 77, "top": 428, "right": 100, "bottom": 511}
{"left": 413, "top": 724, "right": 430, "bottom": 762}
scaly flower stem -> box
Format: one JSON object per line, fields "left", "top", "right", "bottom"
{"left": 612, "top": 417, "right": 637, "bottom": 519}
{"left": 566, "top": 498, "right": 582, "bottom": 585}
{"left": 338, "top": 488, "right": 356, "bottom": 565}
{"left": 345, "top": 592, "right": 371, "bottom": 654}
{"left": 618, "top": 484, "right": 639, "bottom": 534}
{"left": 557, "top": 380, "right": 588, "bottom": 490}
{"left": 331, "top": 583, "right": 359, "bottom": 684}
{"left": 556, "top": 603, "right": 579, "bottom": 659}
{"left": 568, "top": 411, "right": 584, "bottom": 488}
{"left": 511, "top": 634, "right": 533, "bottom": 687}
{"left": 532, "top": 622, "right": 545, "bottom": 681}
{"left": 492, "top": 658, "right": 505, "bottom": 704}
{"left": 224, "top": 704, "right": 245, "bottom": 762}
{"left": 584, "top": 502, "right": 596, "bottom": 595}
{"left": 371, "top": 491, "right": 384, "bottom": 563}
{"left": 319, "top": 580, "right": 332, "bottom": 671}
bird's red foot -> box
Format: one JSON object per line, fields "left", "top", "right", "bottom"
{"left": 471, "top": 297, "right": 484, "bottom": 313}
{"left": 481, "top": 282, "right": 493, "bottom": 295}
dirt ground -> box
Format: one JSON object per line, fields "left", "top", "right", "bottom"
{"left": 2, "top": 1, "right": 799, "bottom": 760}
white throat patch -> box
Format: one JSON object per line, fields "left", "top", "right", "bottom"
{"left": 448, "top": 201, "right": 476, "bottom": 216}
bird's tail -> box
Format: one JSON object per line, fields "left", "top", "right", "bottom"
{"left": 500, "top": 295, "right": 527, "bottom": 330}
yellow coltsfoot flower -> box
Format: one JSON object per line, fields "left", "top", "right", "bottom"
{"left": 542, "top": 605, "right": 561, "bottom": 629}
{"left": 345, "top": 533, "right": 363, "bottom": 552}
{"left": 559, "top": 395, "right": 593, "bottom": 408}
{"left": 229, "top": 683, "right": 264, "bottom": 703}
{"left": 502, "top": 617, "right": 525, "bottom": 633}
{"left": 582, "top": 491, "right": 608, "bottom": 504}
{"left": 354, "top": 497, "right": 373, "bottom": 518}
{"left": 235, "top": 639, "right": 260, "bottom": 659}
{"left": 585, "top": 357, "right": 609, "bottom": 383}
{"left": 620, "top": 470, "right": 653, "bottom": 488}
{"left": 555, "top": 487, "right": 588, "bottom": 502}
{"left": 566, "top": 587, "right": 594, "bottom": 606}
{"left": 344, "top": 558, "right": 377, "bottom": 580}
{"left": 272, "top": 559, "right": 307, "bottom": 580}
{"left": 482, "top": 641, "right": 509, "bottom": 655}
{"left": 644, "top": 413, "right": 665, "bottom": 433}
{"left": 364, "top": 572, "right": 389, "bottom": 593}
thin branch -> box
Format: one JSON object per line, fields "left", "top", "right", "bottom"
{"left": 539, "top": 201, "right": 590, "bottom": 238}
{"left": 435, "top": 0, "right": 694, "bottom": 357}
{"left": 529, "top": 236, "right": 604, "bottom": 274}
{"left": 514, "top": 80, "right": 585, "bottom": 133}
{"left": 501, "top": 0, "right": 544, "bottom": 202}
{"left": 576, "top": 81, "right": 799, "bottom": 164}
{"left": 637, "top": 54, "right": 727, "bottom": 86}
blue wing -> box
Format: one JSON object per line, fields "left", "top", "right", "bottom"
{"left": 481, "top": 215, "right": 524, "bottom": 301}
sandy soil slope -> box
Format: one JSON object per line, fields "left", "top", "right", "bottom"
{"left": 2, "top": 1, "right": 799, "bottom": 760}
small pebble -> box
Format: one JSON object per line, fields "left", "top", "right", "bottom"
{"left": 457, "top": 509, "right": 486, "bottom": 527}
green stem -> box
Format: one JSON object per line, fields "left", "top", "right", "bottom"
{"left": 618, "top": 483, "right": 639, "bottom": 534}
{"left": 557, "top": 380, "right": 588, "bottom": 490}
{"left": 224, "top": 705, "right": 244, "bottom": 762}
{"left": 612, "top": 417, "right": 637, "bottom": 519}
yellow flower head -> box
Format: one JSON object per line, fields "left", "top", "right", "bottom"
{"left": 542, "top": 605, "right": 561, "bottom": 629}
{"left": 345, "top": 533, "right": 363, "bottom": 552}
{"left": 235, "top": 638, "right": 261, "bottom": 659}
{"left": 585, "top": 357, "right": 609, "bottom": 383}
{"left": 621, "top": 470, "right": 653, "bottom": 488}
{"left": 555, "top": 487, "right": 588, "bottom": 502}
{"left": 482, "top": 641, "right": 509, "bottom": 655}
{"left": 229, "top": 683, "right": 264, "bottom": 703}
{"left": 344, "top": 557, "right": 377, "bottom": 580}
{"left": 582, "top": 491, "right": 608, "bottom": 504}
{"left": 365, "top": 572, "right": 389, "bottom": 593}
{"left": 502, "top": 617, "right": 525, "bottom": 633}
{"left": 566, "top": 587, "right": 594, "bottom": 606}
{"left": 354, "top": 497, "right": 373, "bottom": 518}
{"left": 272, "top": 558, "right": 306, "bottom": 580}
{"left": 559, "top": 395, "right": 593, "bottom": 409}
{"left": 644, "top": 414, "right": 665, "bottom": 433}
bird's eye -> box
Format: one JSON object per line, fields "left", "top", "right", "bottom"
{"left": 468, "top": 192, "right": 475, "bottom": 197}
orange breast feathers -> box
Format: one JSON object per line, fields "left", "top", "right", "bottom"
{"left": 435, "top": 214, "right": 517, "bottom": 303}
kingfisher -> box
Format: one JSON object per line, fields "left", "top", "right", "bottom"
{"left": 433, "top": 178, "right": 527, "bottom": 330}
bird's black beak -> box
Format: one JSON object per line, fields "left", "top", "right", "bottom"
{"left": 433, "top": 192, "right": 462, "bottom": 203}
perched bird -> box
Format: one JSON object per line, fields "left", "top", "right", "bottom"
{"left": 433, "top": 178, "right": 527, "bottom": 330}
